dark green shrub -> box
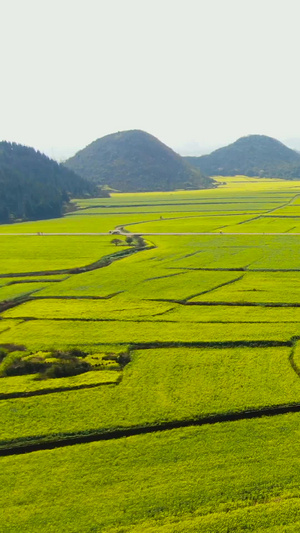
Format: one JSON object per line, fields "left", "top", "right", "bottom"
{"left": 43, "top": 360, "right": 91, "bottom": 379}
{"left": 4, "top": 355, "right": 48, "bottom": 376}
{"left": 0, "top": 348, "right": 8, "bottom": 363}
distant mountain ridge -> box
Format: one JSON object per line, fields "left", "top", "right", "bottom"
{"left": 65, "top": 130, "right": 213, "bottom": 192}
{"left": 185, "top": 135, "right": 300, "bottom": 179}
{"left": 0, "top": 142, "right": 104, "bottom": 224}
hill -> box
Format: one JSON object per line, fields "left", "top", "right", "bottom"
{"left": 64, "top": 129, "right": 213, "bottom": 192}
{"left": 0, "top": 142, "right": 107, "bottom": 224}
{"left": 185, "top": 135, "right": 300, "bottom": 178}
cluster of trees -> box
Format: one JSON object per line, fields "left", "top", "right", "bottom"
{"left": 111, "top": 235, "right": 147, "bottom": 248}
{"left": 0, "top": 142, "right": 109, "bottom": 224}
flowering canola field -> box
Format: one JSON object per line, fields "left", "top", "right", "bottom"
{"left": 2, "top": 177, "right": 300, "bottom": 531}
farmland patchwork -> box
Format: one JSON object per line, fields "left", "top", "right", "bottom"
{"left": 3, "top": 178, "right": 300, "bottom": 531}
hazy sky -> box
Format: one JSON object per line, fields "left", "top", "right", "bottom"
{"left": 2, "top": 0, "right": 300, "bottom": 159}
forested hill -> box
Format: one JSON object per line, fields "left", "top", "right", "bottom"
{"left": 185, "top": 135, "right": 300, "bottom": 179}
{"left": 0, "top": 142, "right": 106, "bottom": 224}
{"left": 65, "top": 129, "right": 213, "bottom": 192}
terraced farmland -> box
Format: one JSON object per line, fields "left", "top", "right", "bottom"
{"left": 3, "top": 177, "right": 300, "bottom": 531}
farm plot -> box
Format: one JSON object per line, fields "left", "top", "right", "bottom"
{"left": 1, "top": 345, "right": 300, "bottom": 447}
{"left": 31, "top": 251, "right": 166, "bottom": 298}
{"left": 0, "top": 214, "right": 144, "bottom": 234}
{"left": 12, "top": 294, "right": 300, "bottom": 325}
{"left": 223, "top": 216, "right": 300, "bottom": 233}
{"left": 74, "top": 204, "right": 270, "bottom": 215}
{"left": 190, "top": 271, "right": 300, "bottom": 304}
{"left": 3, "top": 414, "right": 300, "bottom": 532}
{"left": 3, "top": 179, "right": 300, "bottom": 531}
{"left": 0, "top": 318, "right": 299, "bottom": 349}
{"left": 0, "top": 369, "right": 120, "bottom": 398}
{"left": 31, "top": 238, "right": 227, "bottom": 300}
{"left": 122, "top": 214, "right": 264, "bottom": 234}
{"left": 131, "top": 270, "right": 241, "bottom": 301}
{"left": 160, "top": 303, "right": 300, "bottom": 323}
{"left": 266, "top": 206, "right": 300, "bottom": 216}
{"left": 0, "top": 283, "right": 47, "bottom": 303}
{"left": 155, "top": 234, "right": 300, "bottom": 270}
{"left": 0, "top": 319, "right": 22, "bottom": 334}
{"left": 2, "top": 297, "right": 174, "bottom": 321}
{"left": 0, "top": 236, "right": 116, "bottom": 275}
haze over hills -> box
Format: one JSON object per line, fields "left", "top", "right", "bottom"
{"left": 64, "top": 130, "right": 213, "bottom": 192}
{"left": 185, "top": 135, "right": 300, "bottom": 179}
{"left": 0, "top": 142, "right": 106, "bottom": 224}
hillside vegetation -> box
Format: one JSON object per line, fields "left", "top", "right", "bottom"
{"left": 65, "top": 129, "right": 213, "bottom": 192}
{"left": 186, "top": 134, "right": 300, "bottom": 178}
{"left": 0, "top": 142, "right": 108, "bottom": 224}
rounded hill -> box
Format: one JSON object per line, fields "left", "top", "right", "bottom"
{"left": 185, "top": 135, "right": 300, "bottom": 179}
{"left": 65, "top": 130, "right": 213, "bottom": 192}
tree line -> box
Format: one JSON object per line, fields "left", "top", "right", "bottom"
{"left": 0, "top": 142, "right": 109, "bottom": 224}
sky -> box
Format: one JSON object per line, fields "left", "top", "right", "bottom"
{"left": 2, "top": 0, "right": 300, "bottom": 160}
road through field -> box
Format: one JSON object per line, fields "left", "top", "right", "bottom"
{"left": 1, "top": 232, "right": 300, "bottom": 236}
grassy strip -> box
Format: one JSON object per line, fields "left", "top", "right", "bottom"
{"left": 1, "top": 319, "right": 299, "bottom": 347}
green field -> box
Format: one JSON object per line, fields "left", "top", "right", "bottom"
{"left": 3, "top": 177, "right": 300, "bottom": 531}
{"left": 3, "top": 415, "right": 300, "bottom": 532}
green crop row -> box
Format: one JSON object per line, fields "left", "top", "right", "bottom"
{"left": 122, "top": 214, "right": 259, "bottom": 233}
{"left": 159, "top": 304, "right": 300, "bottom": 323}
{"left": 5, "top": 297, "right": 300, "bottom": 325}
{"left": 0, "top": 318, "right": 299, "bottom": 349}
{"left": 223, "top": 217, "right": 300, "bottom": 233}
{"left": 2, "top": 298, "right": 173, "bottom": 321}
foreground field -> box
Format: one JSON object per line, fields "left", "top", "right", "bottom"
{"left": 2, "top": 415, "right": 300, "bottom": 532}
{"left": 2, "top": 177, "right": 300, "bottom": 531}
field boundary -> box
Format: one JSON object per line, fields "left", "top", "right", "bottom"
{"left": 0, "top": 244, "right": 155, "bottom": 279}
{"left": 0, "top": 378, "right": 119, "bottom": 401}
{"left": 2, "top": 401, "right": 300, "bottom": 456}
